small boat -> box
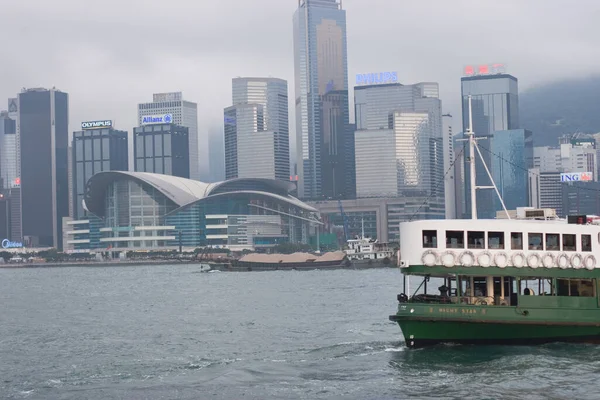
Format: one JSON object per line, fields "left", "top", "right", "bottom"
{"left": 389, "top": 96, "right": 600, "bottom": 348}
{"left": 344, "top": 219, "right": 394, "bottom": 266}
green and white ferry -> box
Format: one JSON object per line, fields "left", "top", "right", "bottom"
{"left": 389, "top": 96, "right": 600, "bottom": 348}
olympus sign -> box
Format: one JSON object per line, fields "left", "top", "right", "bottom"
{"left": 81, "top": 120, "right": 113, "bottom": 130}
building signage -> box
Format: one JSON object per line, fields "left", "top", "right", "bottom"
{"left": 560, "top": 172, "right": 593, "bottom": 182}
{"left": 141, "top": 114, "right": 173, "bottom": 125}
{"left": 356, "top": 72, "right": 398, "bottom": 86}
{"left": 463, "top": 63, "right": 506, "bottom": 77}
{"left": 2, "top": 239, "right": 23, "bottom": 249}
{"left": 81, "top": 120, "right": 112, "bottom": 130}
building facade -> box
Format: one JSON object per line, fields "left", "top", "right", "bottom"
{"left": 134, "top": 123, "right": 189, "bottom": 178}
{"left": 64, "top": 173, "right": 319, "bottom": 252}
{"left": 138, "top": 92, "right": 201, "bottom": 180}
{"left": 18, "top": 88, "right": 69, "bottom": 248}
{"left": 529, "top": 135, "right": 598, "bottom": 217}
{"left": 293, "top": 0, "right": 352, "bottom": 199}
{"left": 72, "top": 121, "right": 128, "bottom": 219}
{"left": 225, "top": 78, "right": 290, "bottom": 181}
{"left": 460, "top": 72, "right": 521, "bottom": 218}
{"left": 231, "top": 78, "right": 290, "bottom": 180}
{"left": 353, "top": 81, "right": 444, "bottom": 215}
{"left": 309, "top": 196, "right": 445, "bottom": 245}
{"left": 0, "top": 111, "right": 17, "bottom": 189}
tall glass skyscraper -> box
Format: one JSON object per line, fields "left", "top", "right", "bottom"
{"left": 72, "top": 122, "right": 128, "bottom": 219}
{"left": 226, "top": 78, "right": 290, "bottom": 181}
{"left": 293, "top": 0, "right": 351, "bottom": 199}
{"left": 138, "top": 92, "right": 201, "bottom": 180}
{"left": 460, "top": 73, "right": 521, "bottom": 218}
{"left": 134, "top": 124, "right": 190, "bottom": 179}
{"left": 18, "top": 88, "right": 69, "bottom": 248}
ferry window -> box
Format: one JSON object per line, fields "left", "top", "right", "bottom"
{"left": 467, "top": 231, "right": 485, "bottom": 249}
{"left": 563, "top": 234, "right": 576, "bottom": 251}
{"left": 582, "top": 234, "right": 592, "bottom": 252}
{"left": 422, "top": 230, "right": 437, "bottom": 248}
{"left": 446, "top": 231, "right": 464, "bottom": 249}
{"left": 528, "top": 233, "right": 543, "bottom": 251}
{"left": 511, "top": 232, "right": 523, "bottom": 250}
{"left": 488, "top": 232, "right": 504, "bottom": 249}
{"left": 545, "top": 234, "right": 560, "bottom": 251}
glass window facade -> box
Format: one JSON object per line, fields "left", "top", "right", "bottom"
{"left": 293, "top": 0, "right": 352, "bottom": 199}
{"left": 133, "top": 124, "right": 190, "bottom": 178}
{"left": 72, "top": 127, "right": 128, "bottom": 219}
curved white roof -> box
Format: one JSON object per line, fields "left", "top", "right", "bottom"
{"left": 84, "top": 172, "right": 315, "bottom": 216}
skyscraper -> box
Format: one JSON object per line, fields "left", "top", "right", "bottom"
{"left": 18, "top": 88, "right": 69, "bottom": 248}
{"left": 134, "top": 122, "right": 189, "bottom": 178}
{"left": 0, "top": 111, "right": 17, "bottom": 189}
{"left": 138, "top": 92, "right": 200, "bottom": 180}
{"left": 72, "top": 120, "right": 128, "bottom": 219}
{"left": 293, "top": 0, "right": 351, "bottom": 199}
{"left": 459, "top": 67, "right": 521, "bottom": 218}
{"left": 353, "top": 81, "right": 445, "bottom": 212}
{"left": 224, "top": 78, "right": 290, "bottom": 181}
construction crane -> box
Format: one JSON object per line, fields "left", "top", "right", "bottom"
{"left": 338, "top": 199, "right": 350, "bottom": 242}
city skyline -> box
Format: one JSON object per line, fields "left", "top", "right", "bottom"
{"left": 2, "top": 0, "right": 598, "bottom": 172}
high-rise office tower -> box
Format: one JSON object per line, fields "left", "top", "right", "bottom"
{"left": 0, "top": 111, "right": 17, "bottom": 189}
{"left": 138, "top": 92, "right": 200, "bottom": 180}
{"left": 72, "top": 120, "right": 128, "bottom": 219}
{"left": 293, "top": 0, "right": 352, "bottom": 199}
{"left": 459, "top": 66, "right": 522, "bottom": 218}
{"left": 224, "top": 78, "right": 290, "bottom": 181}
{"left": 7, "top": 98, "right": 19, "bottom": 180}
{"left": 18, "top": 88, "right": 69, "bottom": 248}
{"left": 134, "top": 122, "right": 189, "bottom": 178}
{"left": 353, "top": 81, "right": 444, "bottom": 215}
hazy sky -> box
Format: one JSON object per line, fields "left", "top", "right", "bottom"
{"left": 2, "top": 0, "right": 599, "bottom": 176}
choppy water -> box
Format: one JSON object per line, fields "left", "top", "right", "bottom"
{"left": 1, "top": 266, "right": 598, "bottom": 399}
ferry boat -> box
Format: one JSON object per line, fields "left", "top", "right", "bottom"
{"left": 389, "top": 96, "right": 600, "bottom": 348}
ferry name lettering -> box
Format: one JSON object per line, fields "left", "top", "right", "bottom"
{"left": 438, "top": 308, "right": 477, "bottom": 314}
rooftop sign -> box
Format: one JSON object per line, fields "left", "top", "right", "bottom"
{"left": 560, "top": 172, "right": 593, "bottom": 183}
{"left": 81, "top": 120, "right": 112, "bottom": 130}
{"left": 356, "top": 72, "right": 398, "bottom": 86}
{"left": 141, "top": 114, "right": 173, "bottom": 125}
{"left": 463, "top": 63, "right": 506, "bottom": 77}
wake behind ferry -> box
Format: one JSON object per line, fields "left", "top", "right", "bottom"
{"left": 389, "top": 95, "right": 600, "bottom": 348}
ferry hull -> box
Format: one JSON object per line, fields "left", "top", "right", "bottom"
{"left": 390, "top": 316, "right": 600, "bottom": 348}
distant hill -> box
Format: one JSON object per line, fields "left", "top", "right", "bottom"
{"left": 519, "top": 75, "right": 600, "bottom": 146}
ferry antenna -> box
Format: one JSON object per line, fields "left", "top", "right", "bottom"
{"left": 465, "top": 95, "right": 511, "bottom": 220}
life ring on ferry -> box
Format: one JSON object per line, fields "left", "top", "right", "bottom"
{"left": 542, "top": 253, "right": 556, "bottom": 269}
{"left": 440, "top": 250, "right": 456, "bottom": 268}
{"left": 557, "top": 253, "right": 570, "bottom": 269}
{"left": 494, "top": 252, "right": 508, "bottom": 268}
{"left": 477, "top": 251, "right": 492, "bottom": 267}
{"left": 512, "top": 252, "right": 526, "bottom": 268}
{"left": 421, "top": 250, "right": 438, "bottom": 267}
{"left": 584, "top": 255, "right": 596, "bottom": 270}
{"left": 459, "top": 251, "right": 475, "bottom": 267}
{"left": 527, "top": 253, "right": 541, "bottom": 269}
{"left": 571, "top": 253, "right": 583, "bottom": 269}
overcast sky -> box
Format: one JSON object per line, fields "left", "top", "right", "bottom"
{"left": 2, "top": 0, "right": 599, "bottom": 177}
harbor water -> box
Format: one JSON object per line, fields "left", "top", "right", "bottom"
{"left": 1, "top": 265, "right": 598, "bottom": 399}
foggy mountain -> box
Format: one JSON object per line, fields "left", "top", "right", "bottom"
{"left": 520, "top": 75, "right": 600, "bottom": 146}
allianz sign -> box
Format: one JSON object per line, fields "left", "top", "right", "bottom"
{"left": 560, "top": 172, "right": 593, "bottom": 182}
